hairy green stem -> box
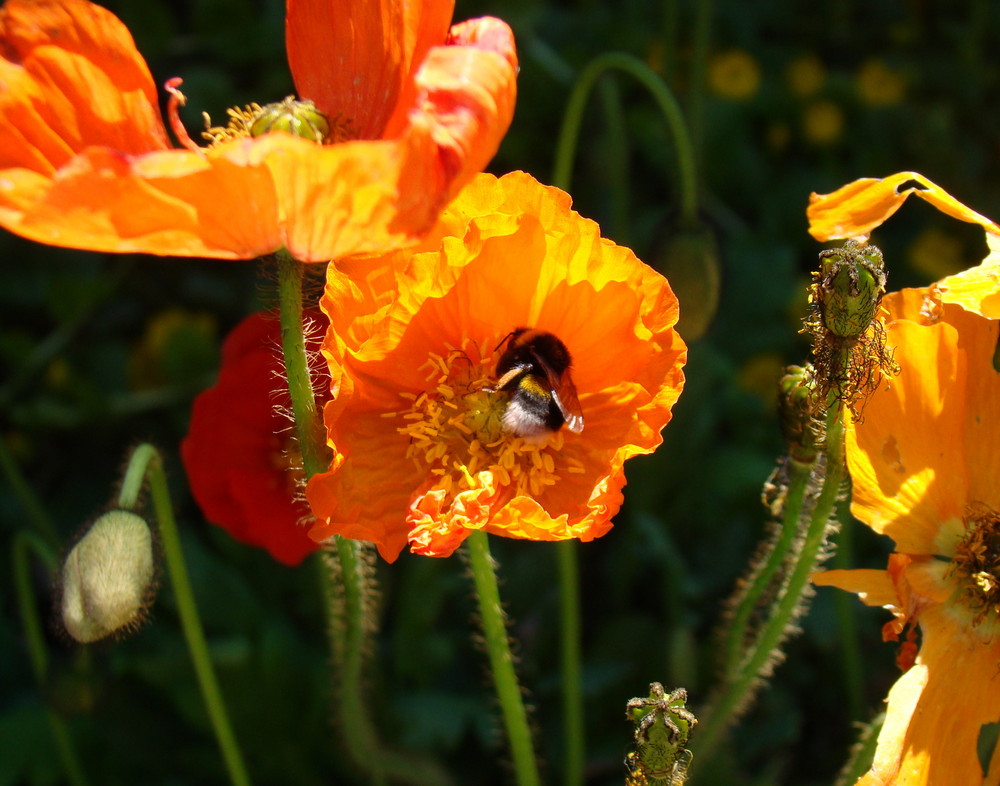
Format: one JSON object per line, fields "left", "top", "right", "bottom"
{"left": 557, "top": 540, "right": 584, "bottom": 786}
{"left": 721, "top": 456, "right": 814, "bottom": 679}
{"left": 123, "top": 444, "right": 251, "bottom": 786}
{"left": 275, "top": 250, "right": 330, "bottom": 481}
{"left": 466, "top": 531, "right": 541, "bottom": 786}
{"left": 552, "top": 51, "right": 698, "bottom": 223}
{"left": 694, "top": 403, "right": 846, "bottom": 763}
{"left": 276, "top": 255, "right": 451, "bottom": 785}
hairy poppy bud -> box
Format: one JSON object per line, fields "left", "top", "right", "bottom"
{"left": 814, "top": 240, "right": 887, "bottom": 339}
{"left": 61, "top": 510, "right": 156, "bottom": 643}
{"left": 777, "top": 364, "right": 818, "bottom": 463}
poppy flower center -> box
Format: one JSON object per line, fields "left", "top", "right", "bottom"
{"left": 949, "top": 503, "right": 1000, "bottom": 628}
{"left": 164, "top": 80, "right": 354, "bottom": 151}
{"left": 394, "top": 340, "right": 586, "bottom": 499}
{"left": 203, "top": 97, "right": 355, "bottom": 146}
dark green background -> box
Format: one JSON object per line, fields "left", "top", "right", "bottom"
{"left": 3, "top": 0, "right": 998, "bottom": 783}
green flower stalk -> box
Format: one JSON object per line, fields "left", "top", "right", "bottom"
{"left": 697, "top": 242, "right": 897, "bottom": 767}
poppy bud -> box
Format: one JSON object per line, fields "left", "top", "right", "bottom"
{"left": 777, "top": 364, "right": 818, "bottom": 463}
{"left": 249, "top": 97, "right": 331, "bottom": 143}
{"left": 813, "top": 240, "right": 887, "bottom": 339}
{"left": 651, "top": 222, "right": 721, "bottom": 342}
{"left": 61, "top": 510, "right": 156, "bottom": 643}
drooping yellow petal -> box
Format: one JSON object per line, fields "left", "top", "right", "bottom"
{"left": 808, "top": 171, "right": 1000, "bottom": 241}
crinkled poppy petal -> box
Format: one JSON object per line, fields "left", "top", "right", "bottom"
{"left": 307, "top": 402, "right": 425, "bottom": 563}
{"left": 807, "top": 171, "right": 1000, "bottom": 242}
{"left": 261, "top": 127, "right": 446, "bottom": 262}
{"left": 285, "top": 0, "right": 454, "bottom": 140}
{"left": 307, "top": 171, "right": 686, "bottom": 561}
{"left": 846, "top": 311, "right": 969, "bottom": 554}
{"left": 931, "top": 233, "right": 1000, "bottom": 319}
{"left": 389, "top": 17, "right": 519, "bottom": 196}
{"left": 181, "top": 313, "right": 321, "bottom": 566}
{"left": 0, "top": 144, "right": 283, "bottom": 257}
{"left": 0, "top": 0, "right": 169, "bottom": 175}
{"left": 857, "top": 603, "right": 1000, "bottom": 786}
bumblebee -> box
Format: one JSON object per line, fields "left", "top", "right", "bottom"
{"left": 493, "top": 328, "right": 584, "bottom": 439}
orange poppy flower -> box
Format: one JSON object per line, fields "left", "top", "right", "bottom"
{"left": 0, "top": 0, "right": 517, "bottom": 261}
{"left": 306, "top": 171, "right": 688, "bottom": 562}
{"left": 813, "top": 290, "right": 1000, "bottom": 785}
{"left": 807, "top": 172, "right": 1000, "bottom": 319}
{"left": 181, "top": 312, "right": 327, "bottom": 565}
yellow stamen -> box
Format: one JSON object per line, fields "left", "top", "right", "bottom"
{"left": 394, "top": 338, "right": 570, "bottom": 504}
{"left": 949, "top": 503, "right": 1000, "bottom": 628}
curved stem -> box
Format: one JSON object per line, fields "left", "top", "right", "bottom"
{"left": 466, "top": 531, "right": 541, "bottom": 786}
{"left": 694, "top": 403, "right": 846, "bottom": 763}
{"left": 596, "top": 78, "right": 631, "bottom": 242}
{"left": 124, "top": 445, "right": 251, "bottom": 786}
{"left": 552, "top": 51, "right": 698, "bottom": 223}
{"left": 557, "top": 541, "right": 584, "bottom": 786}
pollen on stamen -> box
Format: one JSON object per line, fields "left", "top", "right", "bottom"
{"left": 202, "top": 104, "right": 263, "bottom": 146}
{"left": 392, "top": 340, "right": 572, "bottom": 504}
{"left": 949, "top": 503, "right": 1000, "bottom": 629}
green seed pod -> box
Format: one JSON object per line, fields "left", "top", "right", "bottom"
{"left": 249, "top": 97, "right": 330, "bottom": 143}
{"left": 650, "top": 221, "right": 721, "bottom": 342}
{"left": 625, "top": 683, "right": 697, "bottom": 784}
{"left": 815, "top": 241, "right": 887, "bottom": 339}
{"left": 61, "top": 510, "right": 156, "bottom": 643}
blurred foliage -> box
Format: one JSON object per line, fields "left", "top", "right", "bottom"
{"left": 3, "top": 0, "right": 1000, "bottom": 784}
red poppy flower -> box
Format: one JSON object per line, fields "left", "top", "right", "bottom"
{"left": 182, "top": 312, "right": 326, "bottom": 565}
{"left": 0, "top": 0, "right": 517, "bottom": 261}
{"left": 306, "top": 171, "right": 688, "bottom": 562}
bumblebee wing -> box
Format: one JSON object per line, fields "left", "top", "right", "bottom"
{"left": 531, "top": 348, "right": 584, "bottom": 433}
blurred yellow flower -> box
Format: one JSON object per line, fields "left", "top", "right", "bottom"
{"left": 786, "top": 54, "right": 825, "bottom": 97}
{"left": 708, "top": 49, "right": 761, "bottom": 101}
{"left": 856, "top": 59, "right": 906, "bottom": 106}
{"left": 801, "top": 99, "right": 844, "bottom": 145}
{"left": 129, "top": 308, "right": 216, "bottom": 390}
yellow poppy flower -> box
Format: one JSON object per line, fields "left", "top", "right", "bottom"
{"left": 814, "top": 289, "right": 1000, "bottom": 785}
